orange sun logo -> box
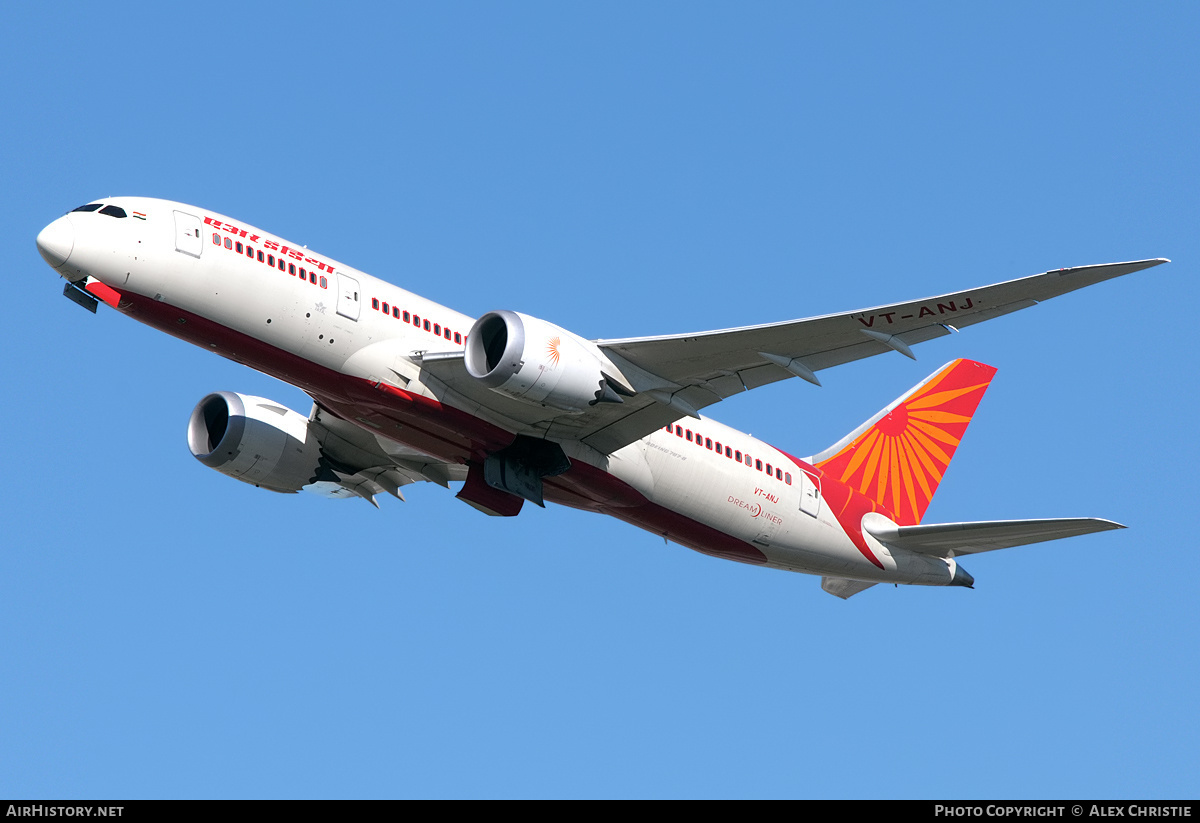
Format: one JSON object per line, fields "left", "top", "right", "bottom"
{"left": 546, "top": 336, "right": 562, "bottom": 367}
{"left": 815, "top": 359, "right": 997, "bottom": 525}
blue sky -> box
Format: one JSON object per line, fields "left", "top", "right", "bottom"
{"left": 2, "top": 3, "right": 1197, "bottom": 799}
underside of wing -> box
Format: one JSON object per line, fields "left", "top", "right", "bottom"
{"left": 308, "top": 402, "right": 466, "bottom": 503}
{"left": 416, "top": 259, "right": 1165, "bottom": 455}
{"left": 864, "top": 517, "right": 1126, "bottom": 557}
{"left": 598, "top": 258, "right": 1165, "bottom": 386}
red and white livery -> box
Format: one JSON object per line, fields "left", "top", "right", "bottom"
{"left": 36, "top": 197, "right": 1167, "bottom": 598}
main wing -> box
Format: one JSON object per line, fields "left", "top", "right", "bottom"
{"left": 307, "top": 402, "right": 467, "bottom": 503}
{"left": 419, "top": 258, "right": 1166, "bottom": 454}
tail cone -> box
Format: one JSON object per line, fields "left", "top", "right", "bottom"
{"left": 951, "top": 563, "right": 975, "bottom": 589}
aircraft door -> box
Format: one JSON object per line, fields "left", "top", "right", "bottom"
{"left": 174, "top": 211, "right": 204, "bottom": 258}
{"left": 336, "top": 274, "right": 360, "bottom": 321}
{"left": 800, "top": 472, "right": 821, "bottom": 517}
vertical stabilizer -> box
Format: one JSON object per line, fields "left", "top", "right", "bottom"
{"left": 808, "top": 359, "right": 997, "bottom": 526}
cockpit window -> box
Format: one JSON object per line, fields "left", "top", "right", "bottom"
{"left": 99, "top": 205, "right": 127, "bottom": 218}
{"left": 72, "top": 203, "right": 103, "bottom": 213}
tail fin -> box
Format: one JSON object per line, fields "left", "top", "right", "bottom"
{"left": 807, "top": 359, "right": 997, "bottom": 526}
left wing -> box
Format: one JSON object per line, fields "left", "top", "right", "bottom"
{"left": 418, "top": 258, "right": 1165, "bottom": 454}
{"left": 308, "top": 402, "right": 466, "bottom": 502}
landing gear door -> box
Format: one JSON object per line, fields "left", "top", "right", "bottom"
{"left": 336, "top": 274, "right": 360, "bottom": 321}
{"left": 800, "top": 472, "right": 821, "bottom": 517}
{"left": 174, "top": 211, "right": 203, "bottom": 258}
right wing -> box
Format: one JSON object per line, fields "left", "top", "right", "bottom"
{"left": 583, "top": 258, "right": 1166, "bottom": 452}
{"left": 597, "top": 258, "right": 1166, "bottom": 391}
{"left": 416, "top": 259, "right": 1166, "bottom": 455}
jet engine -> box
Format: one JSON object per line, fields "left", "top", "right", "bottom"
{"left": 187, "top": 392, "right": 328, "bottom": 494}
{"left": 464, "top": 310, "right": 627, "bottom": 412}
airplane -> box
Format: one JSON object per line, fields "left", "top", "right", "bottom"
{"left": 35, "top": 197, "right": 1167, "bottom": 598}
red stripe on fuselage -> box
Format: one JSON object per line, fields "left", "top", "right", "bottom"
{"left": 115, "top": 290, "right": 511, "bottom": 461}
{"left": 112, "top": 291, "right": 769, "bottom": 566}
{"left": 544, "top": 462, "right": 768, "bottom": 564}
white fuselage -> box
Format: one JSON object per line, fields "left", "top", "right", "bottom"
{"left": 38, "top": 196, "right": 960, "bottom": 587}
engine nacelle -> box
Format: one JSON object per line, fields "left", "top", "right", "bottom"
{"left": 187, "top": 392, "right": 328, "bottom": 494}
{"left": 464, "top": 310, "right": 621, "bottom": 412}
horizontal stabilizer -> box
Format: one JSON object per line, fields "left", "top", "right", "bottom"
{"left": 864, "top": 517, "right": 1124, "bottom": 556}
{"left": 821, "top": 577, "right": 879, "bottom": 599}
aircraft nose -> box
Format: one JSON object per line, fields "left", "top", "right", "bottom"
{"left": 36, "top": 216, "right": 74, "bottom": 268}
